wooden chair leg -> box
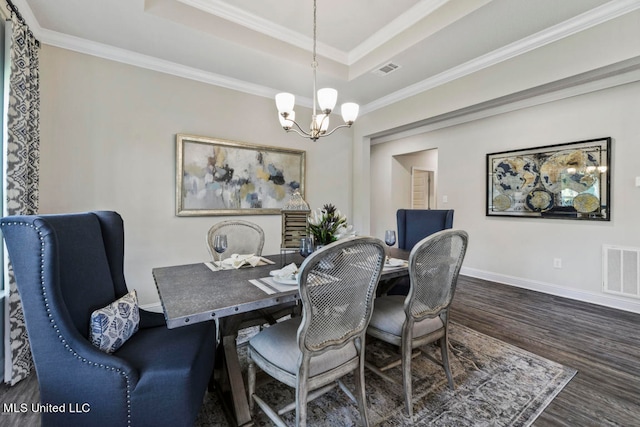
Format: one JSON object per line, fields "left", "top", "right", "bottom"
{"left": 296, "top": 383, "right": 309, "bottom": 427}
{"left": 354, "top": 361, "right": 370, "bottom": 427}
{"left": 402, "top": 341, "right": 413, "bottom": 420}
{"left": 440, "top": 334, "right": 454, "bottom": 390}
{"left": 247, "top": 359, "right": 256, "bottom": 411}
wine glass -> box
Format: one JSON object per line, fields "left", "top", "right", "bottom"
{"left": 384, "top": 230, "right": 396, "bottom": 247}
{"left": 299, "top": 237, "right": 314, "bottom": 258}
{"left": 213, "top": 234, "right": 228, "bottom": 267}
{"left": 384, "top": 230, "right": 396, "bottom": 263}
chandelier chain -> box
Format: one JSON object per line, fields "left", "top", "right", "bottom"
{"left": 312, "top": 0, "right": 317, "bottom": 68}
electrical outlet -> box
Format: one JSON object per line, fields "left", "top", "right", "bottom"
{"left": 553, "top": 258, "right": 562, "bottom": 269}
{"left": 442, "top": 195, "right": 448, "bottom": 203}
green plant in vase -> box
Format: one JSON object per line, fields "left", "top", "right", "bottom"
{"left": 308, "top": 203, "right": 349, "bottom": 246}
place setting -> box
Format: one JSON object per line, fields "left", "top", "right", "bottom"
{"left": 248, "top": 235, "right": 321, "bottom": 294}
{"left": 204, "top": 233, "right": 275, "bottom": 272}
{"left": 383, "top": 230, "right": 408, "bottom": 270}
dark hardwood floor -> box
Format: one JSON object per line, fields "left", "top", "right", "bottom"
{"left": 1, "top": 275, "right": 639, "bottom": 426}
{"left": 451, "top": 276, "right": 640, "bottom": 427}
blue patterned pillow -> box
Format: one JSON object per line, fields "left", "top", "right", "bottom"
{"left": 90, "top": 290, "right": 140, "bottom": 353}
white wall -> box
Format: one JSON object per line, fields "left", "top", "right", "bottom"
{"left": 38, "top": 46, "right": 353, "bottom": 305}
{"left": 368, "top": 81, "right": 640, "bottom": 312}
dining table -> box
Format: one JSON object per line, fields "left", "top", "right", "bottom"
{"left": 152, "top": 246, "right": 409, "bottom": 426}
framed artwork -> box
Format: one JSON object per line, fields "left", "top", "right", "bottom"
{"left": 486, "top": 137, "right": 611, "bottom": 221}
{"left": 176, "top": 134, "right": 305, "bottom": 216}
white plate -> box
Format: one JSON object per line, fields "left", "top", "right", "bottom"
{"left": 386, "top": 258, "right": 405, "bottom": 267}
{"left": 272, "top": 276, "right": 298, "bottom": 286}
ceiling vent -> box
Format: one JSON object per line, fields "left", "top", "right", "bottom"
{"left": 372, "top": 62, "right": 401, "bottom": 77}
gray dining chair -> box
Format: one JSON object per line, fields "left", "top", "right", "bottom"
{"left": 247, "top": 236, "right": 386, "bottom": 427}
{"left": 207, "top": 219, "right": 265, "bottom": 260}
{"left": 207, "top": 219, "right": 292, "bottom": 328}
{"left": 366, "top": 229, "right": 469, "bottom": 420}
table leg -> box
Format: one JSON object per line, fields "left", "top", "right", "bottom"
{"left": 224, "top": 334, "right": 253, "bottom": 426}
{"left": 214, "top": 318, "right": 253, "bottom": 427}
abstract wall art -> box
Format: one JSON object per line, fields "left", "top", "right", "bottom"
{"left": 176, "top": 134, "right": 305, "bottom": 216}
{"left": 486, "top": 137, "right": 611, "bottom": 221}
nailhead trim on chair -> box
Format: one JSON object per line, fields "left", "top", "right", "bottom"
{"left": 4, "top": 221, "right": 133, "bottom": 426}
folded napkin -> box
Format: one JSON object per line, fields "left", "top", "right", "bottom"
{"left": 269, "top": 263, "right": 299, "bottom": 279}
{"left": 221, "top": 253, "right": 262, "bottom": 269}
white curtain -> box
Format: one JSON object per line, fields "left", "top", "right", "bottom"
{"left": 3, "top": 10, "right": 40, "bottom": 385}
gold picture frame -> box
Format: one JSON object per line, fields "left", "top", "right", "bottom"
{"left": 176, "top": 134, "right": 306, "bottom": 216}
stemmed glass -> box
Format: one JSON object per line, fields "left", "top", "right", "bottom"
{"left": 213, "top": 234, "right": 228, "bottom": 268}
{"left": 299, "top": 237, "right": 314, "bottom": 258}
{"left": 384, "top": 230, "right": 396, "bottom": 263}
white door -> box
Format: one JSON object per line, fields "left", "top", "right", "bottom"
{"left": 411, "top": 168, "right": 434, "bottom": 209}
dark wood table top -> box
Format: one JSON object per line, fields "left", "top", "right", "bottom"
{"left": 153, "top": 248, "right": 409, "bottom": 329}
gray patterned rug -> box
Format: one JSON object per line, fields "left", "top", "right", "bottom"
{"left": 195, "top": 322, "right": 576, "bottom": 426}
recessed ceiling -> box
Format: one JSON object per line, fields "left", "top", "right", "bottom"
{"left": 18, "top": 0, "right": 637, "bottom": 113}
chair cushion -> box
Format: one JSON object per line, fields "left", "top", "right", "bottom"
{"left": 90, "top": 290, "right": 140, "bottom": 353}
{"left": 115, "top": 321, "right": 217, "bottom": 426}
{"left": 249, "top": 317, "right": 357, "bottom": 377}
{"left": 368, "top": 295, "right": 443, "bottom": 338}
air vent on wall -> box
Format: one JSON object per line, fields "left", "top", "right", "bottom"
{"left": 603, "top": 245, "right": 640, "bottom": 299}
{"left": 372, "top": 62, "right": 401, "bottom": 77}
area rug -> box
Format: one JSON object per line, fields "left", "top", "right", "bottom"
{"left": 195, "top": 322, "right": 576, "bottom": 426}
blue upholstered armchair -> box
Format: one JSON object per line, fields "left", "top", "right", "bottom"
{"left": 387, "top": 209, "right": 454, "bottom": 296}
{"left": 0, "top": 211, "right": 217, "bottom": 427}
{"left": 396, "top": 209, "right": 454, "bottom": 250}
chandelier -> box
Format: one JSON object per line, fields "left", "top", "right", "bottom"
{"left": 275, "top": 0, "right": 359, "bottom": 141}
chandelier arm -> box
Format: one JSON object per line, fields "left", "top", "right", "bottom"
{"left": 285, "top": 118, "right": 313, "bottom": 138}
{"left": 321, "top": 124, "right": 353, "bottom": 138}
{"left": 286, "top": 127, "right": 313, "bottom": 139}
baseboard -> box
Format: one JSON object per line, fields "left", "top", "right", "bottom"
{"left": 461, "top": 266, "right": 640, "bottom": 314}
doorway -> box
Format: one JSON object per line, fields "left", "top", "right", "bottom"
{"left": 369, "top": 143, "right": 438, "bottom": 241}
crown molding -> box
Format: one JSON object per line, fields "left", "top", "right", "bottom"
{"left": 347, "top": 0, "right": 449, "bottom": 64}
{"left": 369, "top": 57, "right": 640, "bottom": 144}
{"left": 361, "top": 0, "right": 640, "bottom": 115}
{"left": 40, "top": 27, "right": 316, "bottom": 109}
{"left": 177, "top": 0, "right": 347, "bottom": 64}
{"left": 22, "top": 0, "right": 640, "bottom": 116}
{"left": 40, "top": 29, "right": 272, "bottom": 98}
{"left": 178, "top": 0, "right": 450, "bottom": 66}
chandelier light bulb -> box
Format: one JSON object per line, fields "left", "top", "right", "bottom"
{"left": 317, "top": 88, "right": 337, "bottom": 113}
{"left": 318, "top": 114, "right": 329, "bottom": 132}
{"left": 278, "top": 111, "right": 295, "bottom": 130}
{"left": 341, "top": 103, "right": 359, "bottom": 125}
{"left": 275, "top": 92, "right": 295, "bottom": 114}
{"left": 311, "top": 114, "right": 330, "bottom": 133}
